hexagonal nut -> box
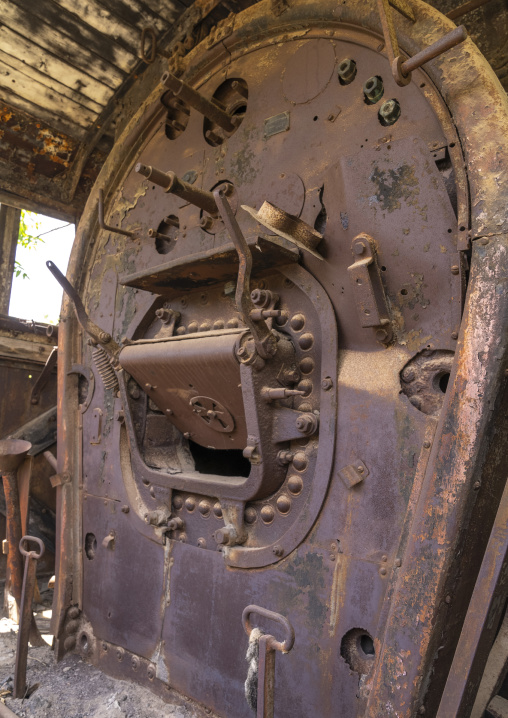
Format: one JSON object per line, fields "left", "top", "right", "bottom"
{"left": 338, "top": 58, "right": 357, "bottom": 84}
{"left": 379, "top": 99, "right": 401, "bottom": 126}
{"left": 363, "top": 76, "right": 384, "bottom": 103}
{"left": 295, "top": 412, "right": 319, "bottom": 436}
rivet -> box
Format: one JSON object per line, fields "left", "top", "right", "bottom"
{"left": 394, "top": 558, "right": 402, "bottom": 567}
{"left": 329, "top": 554, "right": 336, "bottom": 561}
{"left": 173, "top": 496, "right": 183, "bottom": 510}
{"left": 260, "top": 505, "right": 275, "bottom": 524}
{"left": 276, "top": 494, "right": 291, "bottom": 515}
{"left": 423, "top": 441, "right": 431, "bottom": 449}
{"left": 213, "top": 320, "right": 224, "bottom": 329}
{"left": 451, "top": 331, "right": 458, "bottom": 340}
{"left": 290, "top": 314, "right": 305, "bottom": 331}
{"left": 244, "top": 507, "right": 257, "bottom": 524}
{"left": 185, "top": 496, "right": 196, "bottom": 512}
{"left": 227, "top": 318, "right": 239, "bottom": 328}
{"left": 473, "top": 481, "right": 481, "bottom": 490}
{"left": 480, "top": 238, "right": 489, "bottom": 246}
{"left": 121, "top": 505, "right": 130, "bottom": 513}
{"left": 287, "top": 475, "right": 303, "bottom": 495}
{"left": 445, "top": 595, "right": 452, "bottom": 604}
{"left": 379, "top": 567, "right": 387, "bottom": 576}
{"left": 188, "top": 321, "right": 198, "bottom": 333}
{"left": 213, "top": 502, "right": 223, "bottom": 518}
{"left": 451, "top": 265, "right": 459, "bottom": 275}
{"left": 198, "top": 500, "right": 211, "bottom": 517}
{"left": 297, "top": 379, "right": 313, "bottom": 396}
{"left": 292, "top": 452, "right": 308, "bottom": 472}
{"left": 299, "top": 333, "right": 314, "bottom": 351}
{"left": 382, "top": 555, "right": 387, "bottom": 562}
{"left": 199, "top": 322, "right": 212, "bottom": 332}
{"left": 272, "top": 545, "right": 283, "bottom": 557}
{"left": 357, "top": 465, "right": 364, "bottom": 473}
{"left": 299, "top": 357, "right": 315, "bottom": 375}
{"left": 197, "top": 538, "right": 207, "bottom": 548}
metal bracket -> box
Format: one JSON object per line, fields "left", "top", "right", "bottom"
{"left": 347, "top": 233, "right": 392, "bottom": 344}
{"left": 376, "top": 0, "right": 467, "bottom": 86}
{"left": 30, "top": 346, "right": 58, "bottom": 405}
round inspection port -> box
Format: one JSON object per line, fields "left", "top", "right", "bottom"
{"left": 204, "top": 78, "right": 248, "bottom": 147}
{"left": 340, "top": 628, "right": 376, "bottom": 675}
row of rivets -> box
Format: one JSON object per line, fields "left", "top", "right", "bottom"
{"left": 175, "top": 318, "right": 239, "bottom": 335}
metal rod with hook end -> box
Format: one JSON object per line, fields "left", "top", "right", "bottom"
{"left": 98, "top": 189, "right": 135, "bottom": 238}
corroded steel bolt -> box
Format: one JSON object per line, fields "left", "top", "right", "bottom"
{"left": 353, "top": 241, "right": 366, "bottom": 255}
{"left": 379, "top": 99, "right": 401, "bottom": 126}
{"left": 277, "top": 450, "right": 294, "bottom": 465}
{"left": 451, "top": 331, "right": 459, "bottom": 340}
{"left": 363, "top": 75, "right": 384, "bottom": 103}
{"left": 121, "top": 505, "right": 130, "bottom": 514}
{"left": 155, "top": 307, "right": 172, "bottom": 323}
{"left": 321, "top": 377, "right": 333, "bottom": 391}
{"left": 272, "top": 545, "right": 283, "bottom": 557}
{"left": 451, "top": 265, "right": 460, "bottom": 274}
{"left": 423, "top": 441, "right": 431, "bottom": 449}
{"left": 295, "top": 412, "right": 319, "bottom": 436}
{"left": 199, "top": 215, "right": 214, "bottom": 230}
{"left": 338, "top": 58, "right": 357, "bottom": 84}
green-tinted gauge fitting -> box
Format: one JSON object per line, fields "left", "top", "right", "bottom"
{"left": 379, "top": 99, "right": 401, "bottom": 126}
{"left": 363, "top": 75, "right": 384, "bottom": 104}
{"left": 338, "top": 58, "right": 357, "bottom": 85}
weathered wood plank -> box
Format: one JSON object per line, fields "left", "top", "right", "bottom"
{"left": 0, "top": 0, "right": 127, "bottom": 89}
{"left": 7, "top": 0, "right": 139, "bottom": 74}
{"left": 0, "top": 25, "right": 114, "bottom": 107}
{"left": 0, "top": 85, "right": 87, "bottom": 141}
{"left": 0, "top": 335, "right": 55, "bottom": 364}
{"left": 0, "top": 62, "right": 98, "bottom": 130}
{"left": 53, "top": 0, "right": 170, "bottom": 48}
{"left": 0, "top": 49, "right": 103, "bottom": 115}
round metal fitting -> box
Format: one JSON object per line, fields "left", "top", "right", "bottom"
{"left": 292, "top": 452, "right": 308, "bottom": 472}
{"left": 299, "top": 357, "right": 315, "bottom": 374}
{"left": 260, "top": 505, "right": 275, "bottom": 524}
{"left": 197, "top": 537, "right": 207, "bottom": 548}
{"left": 378, "top": 99, "right": 401, "bottom": 126}
{"left": 363, "top": 75, "right": 384, "bottom": 104}
{"left": 213, "top": 502, "right": 223, "bottom": 518}
{"left": 321, "top": 376, "right": 333, "bottom": 391}
{"left": 63, "top": 635, "right": 76, "bottom": 651}
{"left": 147, "top": 665, "right": 155, "bottom": 680}
{"left": 272, "top": 544, "right": 283, "bottom": 557}
{"left": 290, "top": 313, "right": 305, "bottom": 331}
{"left": 116, "top": 647, "right": 125, "bottom": 662}
{"left": 338, "top": 58, "right": 357, "bottom": 84}
{"left": 131, "top": 656, "right": 140, "bottom": 671}
{"left": 244, "top": 506, "right": 257, "bottom": 524}
{"left": 276, "top": 494, "right": 291, "bottom": 515}
{"left": 173, "top": 495, "right": 183, "bottom": 510}
{"left": 299, "top": 333, "right": 314, "bottom": 350}
{"left": 287, "top": 475, "right": 303, "bottom": 495}
{"left": 198, "top": 500, "right": 211, "bottom": 517}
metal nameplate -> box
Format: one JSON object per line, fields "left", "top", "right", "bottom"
{"left": 264, "top": 111, "right": 290, "bottom": 138}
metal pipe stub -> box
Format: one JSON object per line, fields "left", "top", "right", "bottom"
{"left": 135, "top": 164, "right": 219, "bottom": 217}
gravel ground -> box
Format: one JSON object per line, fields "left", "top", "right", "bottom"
{"left": 0, "top": 584, "right": 213, "bottom": 718}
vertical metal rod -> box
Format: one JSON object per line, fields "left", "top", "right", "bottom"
{"left": 14, "top": 536, "right": 45, "bottom": 698}
{"left": 257, "top": 635, "right": 276, "bottom": 718}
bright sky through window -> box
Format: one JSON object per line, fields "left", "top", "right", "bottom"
{"left": 9, "top": 212, "right": 74, "bottom": 324}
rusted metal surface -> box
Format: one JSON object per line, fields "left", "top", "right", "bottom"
{"left": 47, "top": 0, "right": 508, "bottom": 715}
{"left": 435, "top": 477, "right": 508, "bottom": 717}
{"left": 13, "top": 536, "right": 45, "bottom": 698}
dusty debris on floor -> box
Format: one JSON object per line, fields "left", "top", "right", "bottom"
{"left": 0, "top": 584, "right": 214, "bottom": 718}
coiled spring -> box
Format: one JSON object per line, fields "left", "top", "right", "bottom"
{"left": 92, "top": 345, "right": 118, "bottom": 392}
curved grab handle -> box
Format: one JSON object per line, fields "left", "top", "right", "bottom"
{"left": 19, "top": 535, "right": 45, "bottom": 560}
{"left": 242, "top": 605, "right": 295, "bottom": 653}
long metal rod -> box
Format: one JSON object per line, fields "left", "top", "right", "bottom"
{"left": 14, "top": 537, "right": 45, "bottom": 699}
{"left": 446, "top": 0, "right": 492, "bottom": 20}
{"left": 401, "top": 25, "right": 468, "bottom": 75}
{"left": 98, "top": 189, "right": 134, "bottom": 238}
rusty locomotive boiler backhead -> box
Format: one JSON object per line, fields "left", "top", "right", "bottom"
{"left": 49, "top": 1, "right": 508, "bottom": 716}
